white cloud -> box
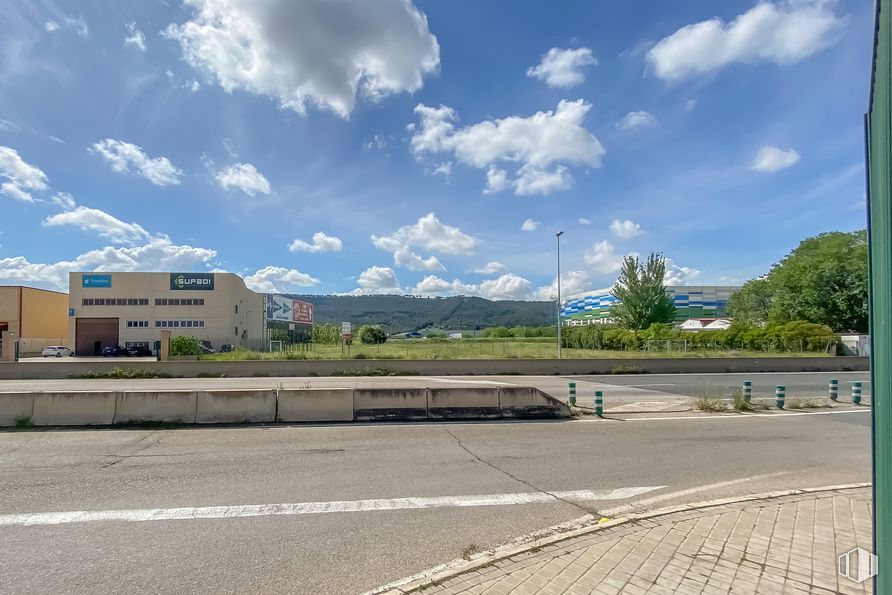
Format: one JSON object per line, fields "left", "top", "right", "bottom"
{"left": 163, "top": 0, "right": 439, "bottom": 118}
{"left": 479, "top": 273, "right": 533, "bottom": 300}
{"left": 243, "top": 266, "right": 319, "bottom": 292}
{"left": 0, "top": 237, "right": 216, "bottom": 291}
{"left": 350, "top": 266, "right": 403, "bottom": 295}
{"left": 0, "top": 146, "right": 49, "bottom": 203}
{"left": 535, "top": 270, "right": 591, "bottom": 301}
{"left": 432, "top": 162, "right": 452, "bottom": 178}
{"left": 51, "top": 192, "right": 76, "bottom": 210}
{"left": 578, "top": 217, "right": 592, "bottom": 225}
{"left": 215, "top": 162, "right": 271, "bottom": 196}
{"left": 471, "top": 261, "right": 507, "bottom": 275}
{"left": 664, "top": 259, "right": 701, "bottom": 286}
{"left": 64, "top": 16, "right": 89, "bottom": 37}
{"left": 288, "top": 231, "right": 343, "bottom": 253}
{"left": 609, "top": 219, "right": 643, "bottom": 239}
{"left": 684, "top": 99, "right": 697, "bottom": 111}
{"left": 413, "top": 275, "right": 478, "bottom": 296}
{"left": 182, "top": 80, "right": 201, "bottom": 93}
{"left": 372, "top": 212, "right": 478, "bottom": 272}
{"left": 45, "top": 21, "right": 60, "bottom": 32}
{"left": 526, "top": 47, "right": 597, "bottom": 88}
{"left": 646, "top": 1, "right": 846, "bottom": 82}
{"left": 44, "top": 206, "right": 150, "bottom": 244}
{"left": 616, "top": 111, "right": 657, "bottom": 130}
{"left": 483, "top": 166, "right": 510, "bottom": 194}
{"left": 91, "top": 139, "right": 183, "bottom": 186}
{"left": 584, "top": 240, "right": 626, "bottom": 274}
{"left": 521, "top": 218, "right": 540, "bottom": 232}
{"left": 751, "top": 146, "right": 801, "bottom": 172}
{"left": 411, "top": 99, "right": 605, "bottom": 196}
{"left": 125, "top": 22, "right": 146, "bottom": 51}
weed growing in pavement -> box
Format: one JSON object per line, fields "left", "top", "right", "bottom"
{"left": 69, "top": 367, "right": 172, "bottom": 379}
{"left": 732, "top": 390, "right": 754, "bottom": 412}
{"left": 14, "top": 415, "right": 34, "bottom": 429}
{"left": 694, "top": 395, "right": 728, "bottom": 413}
{"left": 461, "top": 544, "right": 482, "bottom": 560}
{"left": 785, "top": 397, "right": 830, "bottom": 409}
{"left": 196, "top": 372, "right": 226, "bottom": 378}
{"left": 330, "top": 367, "right": 419, "bottom": 377}
{"left": 609, "top": 364, "right": 646, "bottom": 374}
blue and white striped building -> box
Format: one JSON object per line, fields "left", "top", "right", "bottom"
{"left": 561, "top": 286, "right": 739, "bottom": 325}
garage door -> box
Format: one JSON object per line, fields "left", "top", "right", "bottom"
{"left": 75, "top": 318, "right": 119, "bottom": 356}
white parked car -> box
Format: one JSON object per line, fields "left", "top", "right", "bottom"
{"left": 41, "top": 346, "right": 73, "bottom": 358}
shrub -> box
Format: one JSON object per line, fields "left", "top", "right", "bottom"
{"left": 169, "top": 335, "right": 201, "bottom": 356}
{"left": 357, "top": 325, "right": 388, "bottom": 344}
{"left": 694, "top": 396, "right": 727, "bottom": 412}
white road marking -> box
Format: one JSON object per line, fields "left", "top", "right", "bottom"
{"left": 0, "top": 486, "right": 665, "bottom": 527}
{"left": 628, "top": 383, "right": 676, "bottom": 387}
{"left": 598, "top": 473, "right": 790, "bottom": 517}
{"left": 416, "top": 377, "right": 514, "bottom": 386}
{"left": 577, "top": 409, "right": 870, "bottom": 422}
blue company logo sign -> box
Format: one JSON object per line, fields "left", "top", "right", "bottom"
{"left": 170, "top": 272, "right": 215, "bottom": 291}
{"left": 82, "top": 274, "right": 112, "bottom": 288}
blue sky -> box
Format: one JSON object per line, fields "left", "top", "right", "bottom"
{"left": 0, "top": 0, "right": 873, "bottom": 299}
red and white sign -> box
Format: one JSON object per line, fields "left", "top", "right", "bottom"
{"left": 293, "top": 300, "right": 313, "bottom": 324}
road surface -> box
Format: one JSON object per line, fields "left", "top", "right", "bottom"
{"left": 0, "top": 403, "right": 871, "bottom": 594}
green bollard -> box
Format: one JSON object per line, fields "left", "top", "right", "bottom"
{"left": 568, "top": 382, "right": 577, "bottom": 407}
{"left": 829, "top": 379, "right": 838, "bottom": 402}
{"left": 742, "top": 380, "right": 752, "bottom": 403}
{"left": 775, "top": 385, "right": 785, "bottom": 410}
{"left": 594, "top": 390, "right": 603, "bottom": 417}
{"left": 853, "top": 381, "right": 862, "bottom": 405}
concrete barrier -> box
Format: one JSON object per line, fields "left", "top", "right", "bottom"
{"left": 277, "top": 389, "right": 353, "bottom": 422}
{"left": 32, "top": 392, "right": 116, "bottom": 426}
{"left": 353, "top": 388, "right": 428, "bottom": 421}
{"left": 196, "top": 390, "right": 275, "bottom": 424}
{"left": 499, "top": 387, "right": 571, "bottom": 419}
{"left": 0, "top": 393, "right": 35, "bottom": 426}
{"left": 428, "top": 387, "right": 500, "bottom": 420}
{"left": 114, "top": 391, "right": 198, "bottom": 424}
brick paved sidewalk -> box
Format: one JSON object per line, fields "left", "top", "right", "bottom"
{"left": 397, "top": 486, "right": 872, "bottom": 595}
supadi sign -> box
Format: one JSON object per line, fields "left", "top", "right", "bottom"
{"left": 170, "top": 273, "right": 215, "bottom": 291}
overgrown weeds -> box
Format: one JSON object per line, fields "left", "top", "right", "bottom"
{"left": 68, "top": 367, "right": 172, "bottom": 379}
{"left": 694, "top": 395, "right": 728, "bottom": 413}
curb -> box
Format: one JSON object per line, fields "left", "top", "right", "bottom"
{"left": 363, "top": 482, "right": 872, "bottom": 595}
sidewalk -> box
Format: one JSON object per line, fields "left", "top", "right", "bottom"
{"left": 384, "top": 485, "right": 872, "bottom": 595}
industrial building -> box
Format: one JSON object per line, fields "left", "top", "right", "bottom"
{"left": 68, "top": 272, "right": 265, "bottom": 356}
{"left": 562, "top": 285, "right": 739, "bottom": 326}
{"left": 0, "top": 286, "right": 69, "bottom": 355}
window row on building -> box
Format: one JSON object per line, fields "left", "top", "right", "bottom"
{"left": 155, "top": 298, "right": 205, "bottom": 306}
{"left": 126, "top": 320, "right": 150, "bottom": 328}
{"left": 154, "top": 320, "right": 205, "bottom": 328}
{"left": 82, "top": 298, "right": 150, "bottom": 306}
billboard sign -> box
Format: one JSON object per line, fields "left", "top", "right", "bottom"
{"left": 266, "top": 294, "right": 314, "bottom": 324}
{"left": 341, "top": 322, "right": 351, "bottom": 337}
{"left": 82, "top": 274, "right": 112, "bottom": 288}
{"left": 170, "top": 273, "right": 215, "bottom": 291}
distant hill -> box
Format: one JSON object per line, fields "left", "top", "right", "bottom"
{"left": 289, "top": 294, "right": 555, "bottom": 333}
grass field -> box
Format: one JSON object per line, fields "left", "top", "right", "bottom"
{"left": 201, "top": 339, "right": 825, "bottom": 361}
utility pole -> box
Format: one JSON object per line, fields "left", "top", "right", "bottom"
{"left": 556, "top": 231, "right": 564, "bottom": 359}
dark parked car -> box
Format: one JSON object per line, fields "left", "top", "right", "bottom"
{"left": 101, "top": 345, "right": 129, "bottom": 357}
{"left": 126, "top": 346, "right": 153, "bottom": 357}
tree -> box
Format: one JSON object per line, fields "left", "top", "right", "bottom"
{"left": 729, "top": 231, "right": 868, "bottom": 332}
{"left": 727, "top": 278, "right": 772, "bottom": 326}
{"left": 610, "top": 253, "right": 676, "bottom": 331}
{"left": 169, "top": 335, "right": 201, "bottom": 356}
{"left": 357, "top": 325, "right": 388, "bottom": 344}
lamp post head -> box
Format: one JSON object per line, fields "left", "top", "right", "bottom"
{"left": 556, "top": 231, "right": 564, "bottom": 238}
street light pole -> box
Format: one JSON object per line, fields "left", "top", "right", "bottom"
{"left": 556, "top": 231, "right": 564, "bottom": 359}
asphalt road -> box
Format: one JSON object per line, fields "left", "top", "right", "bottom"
{"left": 0, "top": 409, "right": 871, "bottom": 594}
